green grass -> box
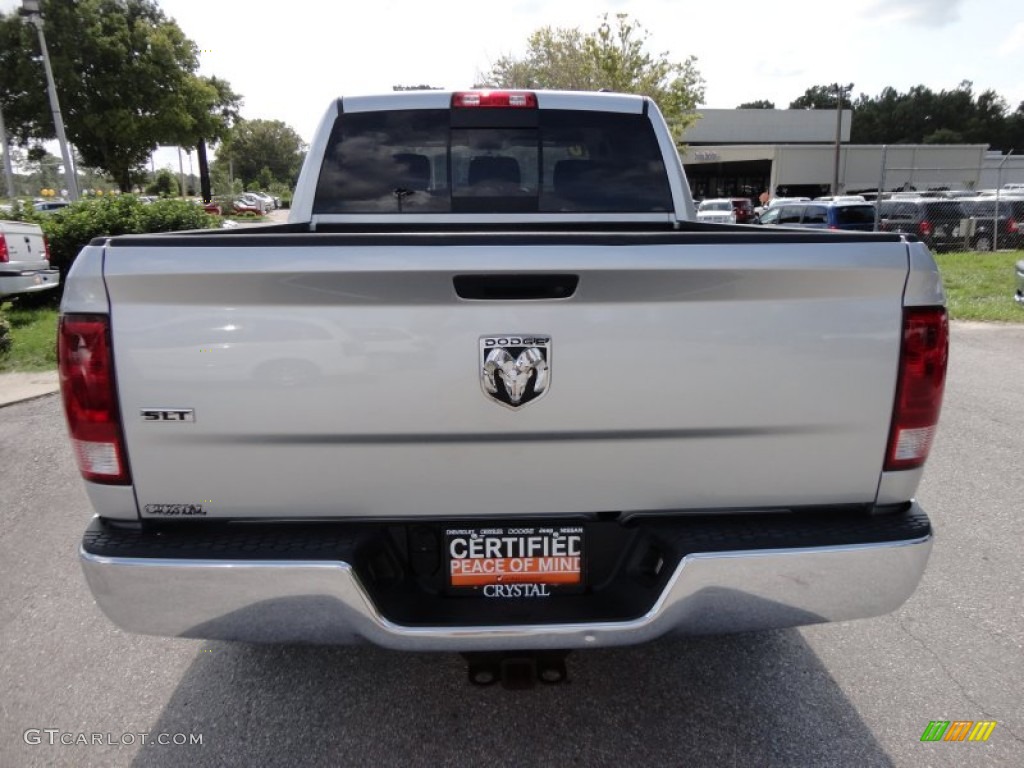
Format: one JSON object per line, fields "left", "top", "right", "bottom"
{"left": 933, "top": 250, "right": 1023, "bottom": 323}
{"left": 0, "top": 303, "right": 59, "bottom": 373}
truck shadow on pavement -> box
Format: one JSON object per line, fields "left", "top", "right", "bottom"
{"left": 133, "top": 629, "right": 894, "bottom": 768}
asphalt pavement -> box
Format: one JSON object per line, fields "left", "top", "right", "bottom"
{"left": 0, "top": 321, "right": 1021, "bottom": 767}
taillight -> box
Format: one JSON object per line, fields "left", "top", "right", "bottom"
{"left": 0, "top": 237, "right": 8, "bottom": 263}
{"left": 58, "top": 314, "right": 131, "bottom": 484}
{"left": 885, "top": 307, "right": 948, "bottom": 471}
{"left": 452, "top": 91, "right": 537, "bottom": 108}
{"left": 918, "top": 220, "right": 933, "bottom": 237}
{"left": 43, "top": 235, "right": 51, "bottom": 261}
{"left": 1008, "top": 219, "right": 1018, "bottom": 233}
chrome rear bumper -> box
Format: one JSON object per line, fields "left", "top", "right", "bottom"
{"left": 80, "top": 509, "right": 932, "bottom": 651}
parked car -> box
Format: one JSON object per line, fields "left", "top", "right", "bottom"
{"left": 876, "top": 198, "right": 970, "bottom": 251}
{"left": 33, "top": 200, "right": 70, "bottom": 213}
{"left": 695, "top": 197, "right": 754, "bottom": 224}
{"left": 232, "top": 197, "right": 264, "bottom": 215}
{"left": 959, "top": 196, "right": 1024, "bottom": 251}
{"left": 765, "top": 196, "right": 810, "bottom": 208}
{"left": 755, "top": 201, "right": 877, "bottom": 231}
{"left": 242, "top": 191, "right": 275, "bottom": 213}
{"left": 696, "top": 198, "right": 737, "bottom": 224}
{"left": 0, "top": 219, "right": 60, "bottom": 298}
{"left": 814, "top": 195, "right": 867, "bottom": 203}
{"left": 731, "top": 198, "right": 756, "bottom": 223}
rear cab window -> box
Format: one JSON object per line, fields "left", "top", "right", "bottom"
{"left": 313, "top": 107, "right": 673, "bottom": 215}
{"left": 878, "top": 202, "right": 917, "bottom": 221}
{"left": 923, "top": 201, "right": 967, "bottom": 223}
{"left": 963, "top": 199, "right": 1024, "bottom": 218}
{"left": 834, "top": 205, "right": 876, "bottom": 226}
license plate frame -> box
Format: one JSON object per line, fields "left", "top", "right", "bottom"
{"left": 444, "top": 524, "right": 585, "bottom": 595}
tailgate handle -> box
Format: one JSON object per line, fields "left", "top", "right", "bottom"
{"left": 453, "top": 274, "right": 578, "bottom": 300}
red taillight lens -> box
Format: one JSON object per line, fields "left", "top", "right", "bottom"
{"left": 452, "top": 91, "right": 537, "bottom": 108}
{"left": 43, "top": 235, "right": 51, "bottom": 261}
{"left": 918, "top": 220, "right": 933, "bottom": 237}
{"left": 885, "top": 307, "right": 948, "bottom": 471}
{"left": 58, "top": 314, "right": 131, "bottom": 484}
{"left": 1008, "top": 219, "right": 1018, "bottom": 233}
{"left": 0, "top": 237, "right": 8, "bottom": 263}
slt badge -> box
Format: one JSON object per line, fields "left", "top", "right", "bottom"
{"left": 480, "top": 335, "right": 551, "bottom": 409}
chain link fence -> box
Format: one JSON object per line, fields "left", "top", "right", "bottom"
{"left": 863, "top": 150, "right": 1023, "bottom": 251}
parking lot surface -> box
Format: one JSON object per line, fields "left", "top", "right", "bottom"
{"left": 1, "top": 321, "right": 1021, "bottom": 767}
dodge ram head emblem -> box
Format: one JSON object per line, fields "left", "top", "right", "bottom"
{"left": 480, "top": 336, "right": 551, "bottom": 409}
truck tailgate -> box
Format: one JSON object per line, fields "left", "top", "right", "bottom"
{"left": 103, "top": 234, "right": 909, "bottom": 520}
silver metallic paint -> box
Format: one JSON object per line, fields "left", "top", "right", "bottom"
{"left": 101, "top": 241, "right": 912, "bottom": 519}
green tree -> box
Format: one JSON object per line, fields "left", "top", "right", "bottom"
{"left": 1007, "top": 102, "right": 1024, "bottom": 153}
{"left": 146, "top": 169, "right": 178, "bottom": 197}
{"left": 849, "top": 81, "right": 1017, "bottom": 149}
{"left": 737, "top": 100, "right": 775, "bottom": 109}
{"left": 478, "top": 13, "right": 705, "bottom": 140}
{"left": 0, "top": 0, "right": 241, "bottom": 191}
{"left": 212, "top": 119, "right": 306, "bottom": 189}
{"left": 789, "top": 84, "right": 854, "bottom": 110}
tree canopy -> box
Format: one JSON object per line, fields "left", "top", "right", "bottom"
{"left": 211, "top": 119, "right": 306, "bottom": 190}
{"left": 0, "top": 0, "right": 241, "bottom": 191}
{"left": 776, "top": 81, "right": 1023, "bottom": 150}
{"left": 478, "top": 13, "right": 705, "bottom": 140}
{"left": 737, "top": 100, "right": 775, "bottom": 109}
{"left": 789, "top": 84, "right": 854, "bottom": 110}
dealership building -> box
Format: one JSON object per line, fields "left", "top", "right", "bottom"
{"left": 678, "top": 108, "right": 1024, "bottom": 202}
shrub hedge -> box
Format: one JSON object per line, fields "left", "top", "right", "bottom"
{"left": 0, "top": 306, "right": 11, "bottom": 358}
{"left": 6, "top": 196, "right": 219, "bottom": 289}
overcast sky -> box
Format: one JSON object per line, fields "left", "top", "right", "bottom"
{"left": 4, "top": 0, "right": 1023, "bottom": 172}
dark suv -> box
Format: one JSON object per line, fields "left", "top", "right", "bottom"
{"left": 960, "top": 197, "right": 1024, "bottom": 251}
{"left": 876, "top": 199, "right": 969, "bottom": 251}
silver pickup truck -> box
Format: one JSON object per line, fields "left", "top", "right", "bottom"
{"left": 0, "top": 219, "right": 60, "bottom": 298}
{"left": 62, "top": 91, "right": 947, "bottom": 675}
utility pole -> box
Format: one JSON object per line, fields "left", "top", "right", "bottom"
{"left": 832, "top": 83, "right": 853, "bottom": 197}
{"left": 178, "top": 147, "right": 186, "bottom": 198}
{"left": 197, "top": 139, "right": 212, "bottom": 202}
{"left": 20, "top": 0, "right": 78, "bottom": 201}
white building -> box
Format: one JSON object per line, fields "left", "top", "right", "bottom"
{"left": 680, "top": 108, "right": 1010, "bottom": 201}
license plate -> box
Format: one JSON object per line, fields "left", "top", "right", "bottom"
{"left": 445, "top": 525, "right": 584, "bottom": 591}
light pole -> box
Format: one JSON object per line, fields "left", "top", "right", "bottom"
{"left": 20, "top": 0, "right": 78, "bottom": 201}
{"left": 0, "top": 105, "right": 16, "bottom": 198}
{"left": 831, "top": 83, "right": 853, "bottom": 197}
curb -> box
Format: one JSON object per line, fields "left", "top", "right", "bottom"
{"left": 0, "top": 372, "right": 61, "bottom": 408}
{"left": 0, "top": 389, "right": 59, "bottom": 408}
